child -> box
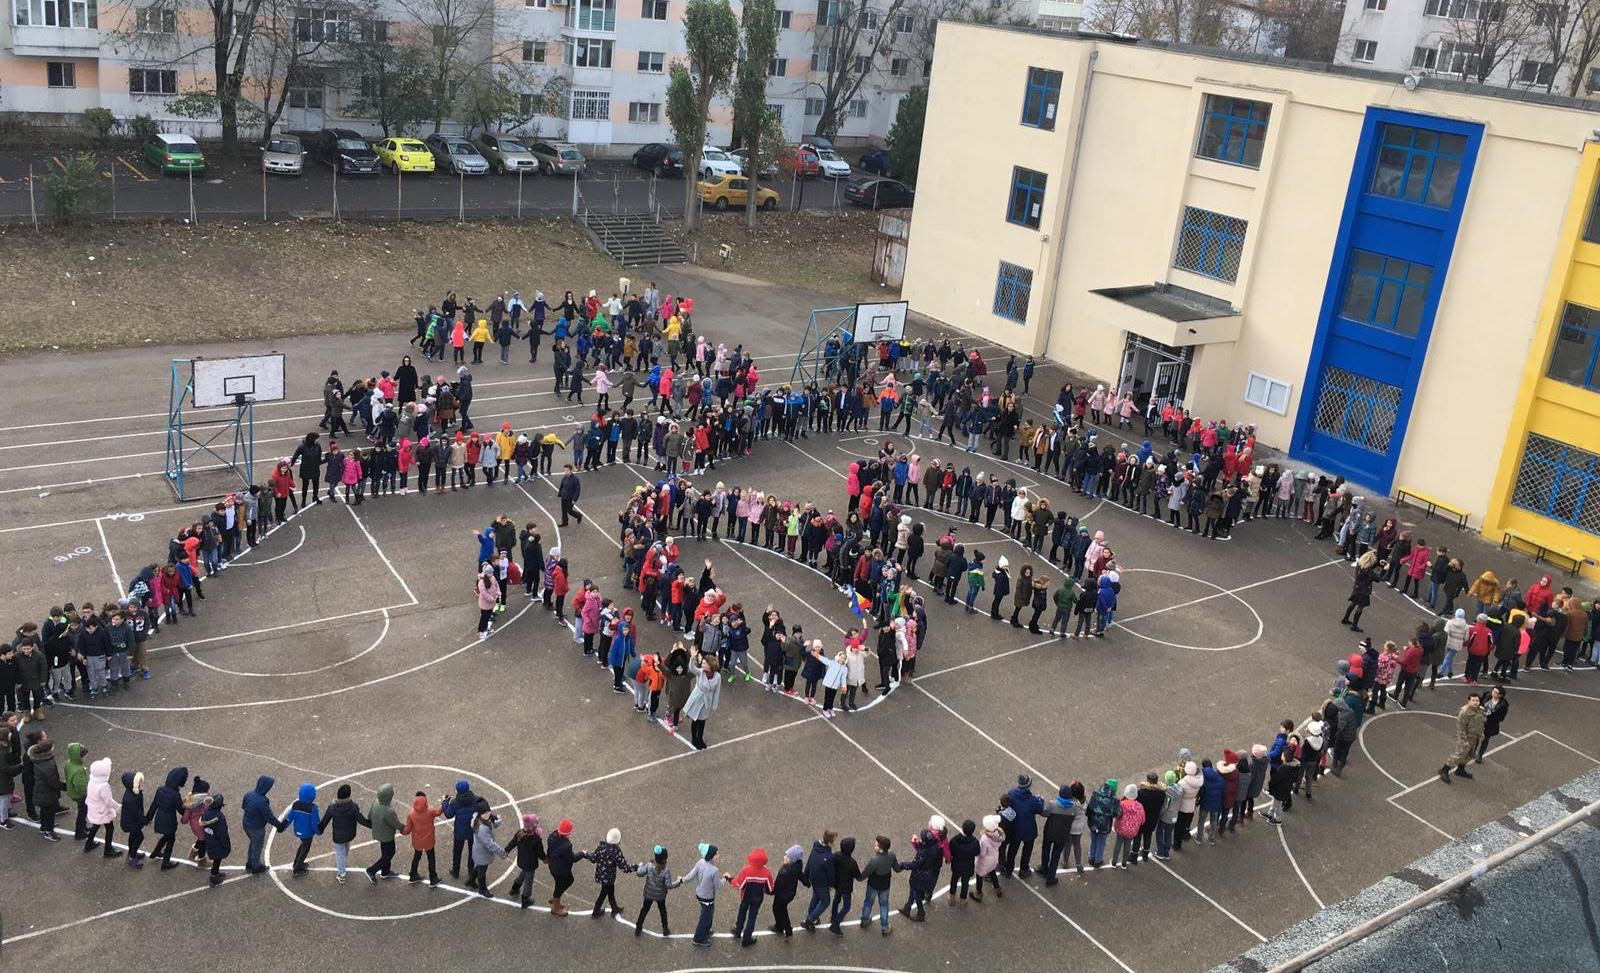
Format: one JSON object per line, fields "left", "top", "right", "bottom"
{"left": 1113, "top": 784, "right": 1145, "bottom": 869}
{"left": 545, "top": 818, "right": 583, "bottom": 916}
{"left": 506, "top": 813, "right": 547, "bottom": 908}
{"left": 284, "top": 783, "right": 321, "bottom": 876}
{"left": 402, "top": 790, "right": 443, "bottom": 886}
{"left": 731, "top": 848, "right": 774, "bottom": 946}
{"left": 893, "top": 828, "right": 941, "bottom": 922}
{"left": 1157, "top": 772, "right": 1180, "bottom": 860}
{"left": 590, "top": 827, "right": 633, "bottom": 916}
{"left": 771, "top": 844, "right": 804, "bottom": 937}
{"left": 181, "top": 777, "right": 212, "bottom": 862}
{"left": 363, "top": 784, "right": 402, "bottom": 882}
{"left": 1370, "top": 640, "right": 1399, "bottom": 713}
{"left": 119, "top": 769, "right": 146, "bottom": 866}
{"left": 469, "top": 800, "right": 508, "bottom": 897}
{"left": 202, "top": 792, "right": 232, "bottom": 886}
{"left": 633, "top": 844, "right": 682, "bottom": 935}
{"left": 64, "top": 741, "right": 90, "bottom": 839}
{"left": 1266, "top": 736, "right": 1302, "bottom": 824}
{"left": 317, "top": 783, "right": 369, "bottom": 883}
{"left": 948, "top": 820, "right": 979, "bottom": 904}
{"left": 145, "top": 765, "right": 189, "bottom": 868}
{"left": 83, "top": 756, "right": 123, "bottom": 859}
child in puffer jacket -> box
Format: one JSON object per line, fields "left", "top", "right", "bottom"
{"left": 1112, "top": 784, "right": 1145, "bottom": 869}
{"left": 633, "top": 844, "right": 682, "bottom": 936}
{"left": 973, "top": 814, "right": 1004, "bottom": 901}
{"left": 589, "top": 827, "right": 633, "bottom": 917}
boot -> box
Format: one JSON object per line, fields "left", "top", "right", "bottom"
{"left": 105, "top": 846, "right": 124, "bottom": 859}
{"left": 1453, "top": 765, "right": 1473, "bottom": 779}
{"left": 1438, "top": 765, "right": 1452, "bottom": 785}
{"left": 550, "top": 897, "right": 568, "bottom": 916}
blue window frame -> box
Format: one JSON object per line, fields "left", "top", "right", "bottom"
{"left": 1546, "top": 301, "right": 1600, "bottom": 391}
{"left": 1511, "top": 434, "right": 1600, "bottom": 535}
{"left": 1369, "top": 123, "right": 1467, "bottom": 208}
{"left": 1338, "top": 250, "right": 1433, "bottom": 336}
{"left": 1174, "top": 206, "right": 1247, "bottom": 282}
{"left": 1311, "top": 365, "right": 1403, "bottom": 455}
{"left": 1021, "top": 67, "right": 1062, "bottom": 131}
{"left": 1196, "top": 94, "right": 1270, "bottom": 168}
{"left": 1006, "top": 166, "right": 1047, "bottom": 229}
{"left": 992, "top": 261, "right": 1033, "bottom": 323}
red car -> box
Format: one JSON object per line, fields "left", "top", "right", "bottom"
{"left": 777, "top": 146, "right": 821, "bottom": 178}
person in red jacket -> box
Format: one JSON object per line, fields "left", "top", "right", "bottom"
{"left": 402, "top": 791, "right": 443, "bottom": 885}
{"left": 269, "top": 461, "right": 296, "bottom": 523}
{"left": 1395, "top": 637, "right": 1425, "bottom": 708}
{"left": 1464, "top": 613, "right": 1494, "bottom": 684}
{"left": 731, "top": 848, "right": 774, "bottom": 946}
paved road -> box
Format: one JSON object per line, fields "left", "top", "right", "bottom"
{"left": 0, "top": 149, "right": 864, "bottom": 222}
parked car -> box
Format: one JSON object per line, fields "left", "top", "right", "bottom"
{"left": 698, "top": 146, "right": 742, "bottom": 181}
{"left": 806, "top": 134, "right": 836, "bottom": 154}
{"left": 476, "top": 134, "right": 538, "bottom": 174}
{"left": 777, "top": 146, "right": 822, "bottom": 179}
{"left": 729, "top": 147, "right": 778, "bottom": 180}
{"left": 260, "top": 135, "right": 304, "bottom": 176}
{"left": 801, "top": 143, "right": 852, "bottom": 179}
{"left": 632, "top": 142, "right": 683, "bottom": 177}
{"left": 697, "top": 174, "right": 780, "bottom": 211}
{"left": 859, "top": 148, "right": 890, "bottom": 176}
{"left": 310, "top": 129, "right": 380, "bottom": 175}
{"left": 424, "top": 134, "right": 489, "bottom": 175}
{"left": 845, "top": 176, "right": 915, "bottom": 209}
{"left": 372, "top": 137, "right": 435, "bottom": 174}
{"left": 143, "top": 133, "right": 205, "bottom": 175}
{"left": 530, "top": 141, "right": 586, "bottom": 176}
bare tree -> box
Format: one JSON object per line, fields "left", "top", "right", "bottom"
{"left": 387, "top": 0, "right": 501, "bottom": 132}
{"left": 809, "top": 0, "right": 911, "bottom": 140}
{"left": 1530, "top": 0, "right": 1600, "bottom": 93}
{"left": 1081, "top": 0, "right": 1249, "bottom": 46}
{"left": 1563, "top": 0, "right": 1600, "bottom": 92}
{"left": 248, "top": 0, "right": 343, "bottom": 142}
{"left": 902, "top": 0, "right": 1033, "bottom": 69}
{"left": 1442, "top": 0, "right": 1533, "bottom": 83}
{"left": 1252, "top": 0, "right": 1345, "bottom": 59}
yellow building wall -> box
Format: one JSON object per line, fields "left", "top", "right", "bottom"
{"left": 1484, "top": 143, "right": 1600, "bottom": 576}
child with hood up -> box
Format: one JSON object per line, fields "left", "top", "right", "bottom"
{"left": 828, "top": 836, "right": 862, "bottom": 933}
{"left": 283, "top": 783, "right": 321, "bottom": 876}
{"left": 363, "top": 783, "right": 402, "bottom": 882}
{"left": 1085, "top": 778, "right": 1121, "bottom": 867}
{"left": 83, "top": 755, "right": 123, "bottom": 859}
{"left": 732, "top": 848, "right": 775, "bottom": 946}
{"left": 771, "top": 843, "right": 805, "bottom": 937}
{"left": 1112, "top": 784, "right": 1146, "bottom": 868}
{"left": 633, "top": 844, "right": 682, "bottom": 935}
{"left": 506, "top": 813, "right": 547, "bottom": 909}
{"left": 893, "top": 828, "right": 942, "bottom": 922}
{"left": 589, "top": 827, "right": 633, "bottom": 916}
{"left": 402, "top": 790, "right": 443, "bottom": 886}
{"left": 119, "top": 769, "right": 147, "bottom": 867}
{"left": 145, "top": 765, "right": 189, "bottom": 867}
{"left": 201, "top": 792, "right": 232, "bottom": 886}
{"left": 64, "top": 741, "right": 90, "bottom": 841}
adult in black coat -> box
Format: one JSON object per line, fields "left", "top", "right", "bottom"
{"left": 395, "top": 357, "right": 419, "bottom": 405}
{"left": 146, "top": 765, "right": 188, "bottom": 868}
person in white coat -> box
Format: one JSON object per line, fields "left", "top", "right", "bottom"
{"left": 842, "top": 641, "right": 867, "bottom": 713}
{"left": 681, "top": 656, "right": 722, "bottom": 751}
{"left": 84, "top": 757, "right": 124, "bottom": 858}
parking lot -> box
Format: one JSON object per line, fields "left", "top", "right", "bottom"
{"left": 0, "top": 147, "right": 874, "bottom": 223}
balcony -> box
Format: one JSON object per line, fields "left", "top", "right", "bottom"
{"left": 1035, "top": 0, "right": 1083, "bottom": 19}
{"left": 11, "top": 24, "right": 102, "bottom": 57}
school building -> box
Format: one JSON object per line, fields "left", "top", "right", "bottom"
{"left": 902, "top": 22, "right": 1600, "bottom": 575}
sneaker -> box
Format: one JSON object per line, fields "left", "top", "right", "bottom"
{"left": 366, "top": 870, "right": 378, "bottom": 884}
{"left": 336, "top": 873, "right": 347, "bottom": 884}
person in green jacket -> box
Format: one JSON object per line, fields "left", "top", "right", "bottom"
{"left": 364, "top": 784, "right": 403, "bottom": 882}
{"left": 65, "top": 742, "right": 90, "bottom": 840}
{"left": 1050, "top": 578, "right": 1079, "bottom": 639}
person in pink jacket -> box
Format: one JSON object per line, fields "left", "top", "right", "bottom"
{"left": 1112, "top": 784, "right": 1145, "bottom": 868}
{"left": 593, "top": 363, "right": 613, "bottom": 411}
{"left": 973, "top": 813, "right": 1003, "bottom": 901}
{"left": 475, "top": 565, "right": 499, "bottom": 639}
{"left": 1402, "top": 538, "right": 1432, "bottom": 599}
{"left": 846, "top": 462, "right": 861, "bottom": 513}
{"left": 580, "top": 585, "right": 604, "bottom": 655}
{"left": 340, "top": 449, "right": 362, "bottom": 505}
{"left": 397, "top": 437, "right": 415, "bottom": 491}
{"left": 84, "top": 756, "right": 124, "bottom": 858}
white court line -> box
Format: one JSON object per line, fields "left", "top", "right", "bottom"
{"left": 0, "top": 499, "right": 224, "bottom": 535}
{"left": 1388, "top": 800, "right": 1456, "bottom": 842}
{"left": 149, "top": 605, "right": 409, "bottom": 656}
{"left": 227, "top": 525, "right": 307, "bottom": 567}
{"left": 0, "top": 876, "right": 247, "bottom": 944}
{"left": 345, "top": 502, "right": 420, "bottom": 606}
{"left": 1275, "top": 825, "right": 1325, "bottom": 910}
{"left": 1529, "top": 729, "right": 1600, "bottom": 765}
{"left": 913, "top": 635, "right": 1061, "bottom": 680}
{"left": 184, "top": 609, "right": 392, "bottom": 678}
{"left": 94, "top": 517, "right": 123, "bottom": 592}
{"left": 80, "top": 710, "right": 364, "bottom": 789}
{"left": 1150, "top": 859, "right": 1267, "bottom": 941}
{"left": 911, "top": 681, "right": 1055, "bottom": 787}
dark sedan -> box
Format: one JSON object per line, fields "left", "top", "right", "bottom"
{"left": 845, "top": 177, "right": 914, "bottom": 209}
{"left": 632, "top": 142, "right": 683, "bottom": 177}
{"left": 859, "top": 148, "right": 890, "bottom": 175}
{"left": 310, "top": 128, "right": 380, "bottom": 175}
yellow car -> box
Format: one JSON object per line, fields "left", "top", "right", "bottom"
{"left": 697, "top": 174, "right": 779, "bottom": 211}
{"left": 372, "top": 137, "right": 435, "bottom": 174}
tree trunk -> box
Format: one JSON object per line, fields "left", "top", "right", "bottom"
{"left": 682, "top": 88, "right": 714, "bottom": 233}
{"left": 745, "top": 170, "right": 757, "bottom": 231}
{"left": 215, "top": 40, "right": 237, "bottom": 157}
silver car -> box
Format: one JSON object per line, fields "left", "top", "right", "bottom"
{"left": 530, "top": 141, "right": 586, "bottom": 177}
{"left": 476, "top": 133, "right": 538, "bottom": 174}
{"left": 425, "top": 134, "right": 489, "bottom": 175}
{"left": 261, "top": 135, "right": 305, "bottom": 176}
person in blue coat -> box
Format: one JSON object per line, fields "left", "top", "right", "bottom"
{"left": 608, "top": 617, "right": 637, "bottom": 693}
{"left": 1003, "top": 774, "right": 1044, "bottom": 876}
{"left": 202, "top": 792, "right": 232, "bottom": 886}
{"left": 1095, "top": 573, "right": 1118, "bottom": 637}
{"left": 283, "top": 782, "right": 321, "bottom": 875}
{"left": 476, "top": 527, "right": 495, "bottom": 568}
{"left": 801, "top": 831, "right": 836, "bottom": 930}
{"left": 1198, "top": 759, "right": 1225, "bottom": 844}
{"left": 241, "top": 775, "right": 287, "bottom": 875}
{"left": 443, "top": 779, "right": 479, "bottom": 879}
{"left": 145, "top": 765, "right": 188, "bottom": 870}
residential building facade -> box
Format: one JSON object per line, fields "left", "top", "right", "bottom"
{"left": 0, "top": 0, "right": 937, "bottom": 150}
{"left": 903, "top": 22, "right": 1600, "bottom": 571}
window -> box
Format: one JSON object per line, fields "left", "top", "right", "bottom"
{"left": 1196, "top": 94, "right": 1270, "bottom": 168}
{"left": 769, "top": 56, "right": 787, "bottom": 76}
{"left": 848, "top": 98, "right": 867, "bottom": 118}
{"left": 568, "top": 37, "right": 613, "bottom": 67}
{"left": 129, "top": 67, "right": 177, "bottom": 94}
{"left": 295, "top": 6, "right": 356, "bottom": 41}
{"left": 777, "top": 9, "right": 790, "bottom": 27}
{"left": 135, "top": 7, "right": 175, "bottom": 32}
{"left": 1411, "top": 46, "right": 1439, "bottom": 70}
{"left": 1512, "top": 434, "right": 1600, "bottom": 535}
{"left": 1363, "top": 0, "right": 1386, "bottom": 8}
{"left": 571, "top": 88, "right": 610, "bottom": 119}
{"left": 811, "top": 47, "right": 836, "bottom": 72}
{"left": 1006, "top": 166, "right": 1047, "bottom": 229}
{"left": 922, "top": 59, "right": 931, "bottom": 79}
{"left": 857, "top": 6, "right": 878, "bottom": 28}
{"left": 628, "top": 101, "right": 661, "bottom": 123}
{"left": 816, "top": 0, "right": 838, "bottom": 24}
{"left": 1244, "top": 373, "right": 1292, "bottom": 414}
{"left": 523, "top": 40, "right": 546, "bottom": 62}
{"left": 637, "top": 50, "right": 663, "bottom": 72}
{"left": 1439, "top": 40, "right": 1481, "bottom": 75}
{"left": 526, "top": 0, "right": 548, "bottom": 7}
{"left": 895, "top": 10, "right": 913, "bottom": 31}
{"left": 1174, "top": 206, "right": 1247, "bottom": 282}
{"left": 572, "top": 0, "right": 615, "bottom": 30}
{"left": 1021, "top": 66, "right": 1062, "bottom": 130}
{"left": 288, "top": 81, "right": 324, "bottom": 109}
{"left": 1312, "top": 366, "right": 1403, "bottom": 454}
{"left": 854, "top": 54, "right": 871, "bottom": 74}
{"left": 1370, "top": 123, "right": 1466, "bottom": 207}
{"left": 993, "top": 261, "right": 1033, "bottom": 323}
{"left": 1546, "top": 301, "right": 1600, "bottom": 390}
{"left": 519, "top": 93, "right": 539, "bottom": 116}
{"left": 360, "top": 18, "right": 386, "bottom": 41}
{"left": 18, "top": 0, "right": 97, "bottom": 26}
{"left": 1519, "top": 59, "right": 1555, "bottom": 85}
{"left": 1425, "top": 0, "right": 1501, "bottom": 17}
{"left": 1339, "top": 250, "right": 1433, "bottom": 336}
{"left": 890, "top": 57, "right": 908, "bottom": 77}
{"left": 1352, "top": 39, "right": 1378, "bottom": 61}
{"left": 641, "top": 0, "right": 666, "bottom": 16}
{"left": 47, "top": 61, "right": 75, "bottom": 87}
{"left": 431, "top": 24, "right": 458, "bottom": 47}
{"left": 768, "top": 102, "right": 784, "bottom": 122}
{"left": 804, "top": 97, "right": 824, "bottom": 115}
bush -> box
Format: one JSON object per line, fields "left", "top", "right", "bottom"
{"left": 42, "top": 152, "right": 107, "bottom": 222}
{"left": 128, "top": 114, "right": 158, "bottom": 145}
{"left": 83, "top": 107, "right": 117, "bottom": 139}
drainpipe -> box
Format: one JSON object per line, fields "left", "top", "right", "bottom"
{"left": 1032, "top": 46, "right": 1097, "bottom": 360}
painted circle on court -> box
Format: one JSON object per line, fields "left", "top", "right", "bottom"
{"left": 1113, "top": 568, "right": 1264, "bottom": 652}
{"left": 264, "top": 764, "right": 520, "bottom": 921}
{"left": 181, "top": 609, "right": 391, "bottom": 678}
